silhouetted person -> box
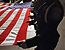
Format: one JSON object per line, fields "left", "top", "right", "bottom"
{"left": 17, "top": 0, "right": 64, "bottom": 50}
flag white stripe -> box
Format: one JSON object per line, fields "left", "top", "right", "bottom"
{"left": 5, "top": 3, "right": 10, "bottom": 6}
{"left": 0, "top": 30, "right": 4, "bottom": 35}
{"left": 0, "top": 9, "right": 20, "bottom": 33}
{"left": 1, "top": 9, "right": 27, "bottom": 45}
{"left": 26, "top": 25, "right": 36, "bottom": 39}
{"left": 0, "top": 9, "right": 12, "bottom": 21}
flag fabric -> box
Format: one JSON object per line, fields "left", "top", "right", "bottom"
{"left": 0, "top": 2, "right": 35, "bottom": 46}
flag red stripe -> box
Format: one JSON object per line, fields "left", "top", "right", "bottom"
{"left": 0, "top": 6, "right": 6, "bottom": 9}
{"left": 0, "top": 9, "right": 23, "bottom": 44}
{"left": 8, "top": 3, "right": 12, "bottom": 6}
{"left": 13, "top": 8, "right": 30, "bottom": 45}
{"left": 0, "top": 9, "right": 7, "bottom": 16}
{"left": 0, "top": 9, "right": 15, "bottom": 27}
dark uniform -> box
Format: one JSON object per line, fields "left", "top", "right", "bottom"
{"left": 25, "top": 0, "right": 64, "bottom": 50}
{"left": 17, "top": 0, "right": 64, "bottom": 50}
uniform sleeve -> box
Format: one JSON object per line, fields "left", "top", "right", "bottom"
{"left": 44, "top": 5, "right": 63, "bottom": 34}
{"left": 48, "top": 6, "right": 63, "bottom": 22}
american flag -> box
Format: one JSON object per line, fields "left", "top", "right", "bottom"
{"left": 0, "top": 2, "right": 36, "bottom": 46}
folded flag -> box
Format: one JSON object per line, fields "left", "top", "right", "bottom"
{"left": 0, "top": 2, "right": 35, "bottom": 46}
